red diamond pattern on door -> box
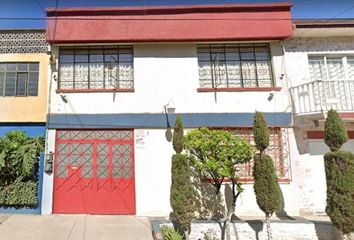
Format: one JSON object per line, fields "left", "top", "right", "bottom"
{"left": 53, "top": 130, "right": 135, "bottom": 214}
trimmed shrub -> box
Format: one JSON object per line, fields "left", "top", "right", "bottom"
{"left": 253, "top": 111, "right": 270, "bottom": 153}
{"left": 252, "top": 111, "right": 282, "bottom": 240}
{"left": 253, "top": 154, "right": 282, "bottom": 216}
{"left": 171, "top": 115, "right": 195, "bottom": 236}
{"left": 171, "top": 153, "right": 195, "bottom": 233}
{"left": 324, "top": 151, "right": 354, "bottom": 234}
{"left": 173, "top": 115, "right": 184, "bottom": 154}
{"left": 0, "top": 180, "right": 38, "bottom": 206}
{"left": 324, "top": 109, "right": 348, "bottom": 151}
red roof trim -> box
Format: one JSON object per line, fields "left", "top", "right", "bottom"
{"left": 46, "top": 3, "right": 292, "bottom": 16}
{"left": 46, "top": 3, "right": 293, "bottom": 43}
{"left": 47, "top": 36, "right": 289, "bottom": 44}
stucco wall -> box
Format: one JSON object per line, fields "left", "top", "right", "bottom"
{"left": 42, "top": 128, "right": 305, "bottom": 217}
{"left": 49, "top": 42, "right": 291, "bottom": 115}
{"left": 283, "top": 36, "right": 354, "bottom": 87}
{"left": 0, "top": 53, "right": 49, "bottom": 123}
{"left": 282, "top": 36, "right": 354, "bottom": 215}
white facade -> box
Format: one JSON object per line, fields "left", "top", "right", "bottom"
{"left": 41, "top": 30, "right": 354, "bottom": 217}
{"left": 49, "top": 43, "right": 290, "bottom": 115}
{"left": 42, "top": 41, "right": 296, "bottom": 216}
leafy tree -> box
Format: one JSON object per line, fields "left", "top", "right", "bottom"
{"left": 324, "top": 109, "right": 348, "bottom": 152}
{"left": 324, "top": 110, "right": 354, "bottom": 238}
{"left": 170, "top": 115, "right": 195, "bottom": 239}
{"left": 0, "top": 131, "right": 44, "bottom": 206}
{"left": 252, "top": 112, "right": 281, "bottom": 240}
{"left": 184, "top": 128, "right": 253, "bottom": 240}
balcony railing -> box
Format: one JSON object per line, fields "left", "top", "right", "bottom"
{"left": 290, "top": 80, "right": 354, "bottom": 116}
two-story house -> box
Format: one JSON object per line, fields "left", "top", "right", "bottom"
{"left": 41, "top": 3, "right": 303, "bottom": 217}
{"left": 285, "top": 19, "right": 354, "bottom": 215}
{"left": 0, "top": 29, "right": 49, "bottom": 213}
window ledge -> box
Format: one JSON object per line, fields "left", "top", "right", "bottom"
{"left": 56, "top": 89, "right": 135, "bottom": 93}
{"left": 197, "top": 87, "right": 282, "bottom": 92}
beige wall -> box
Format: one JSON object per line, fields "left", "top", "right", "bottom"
{"left": 0, "top": 53, "right": 48, "bottom": 122}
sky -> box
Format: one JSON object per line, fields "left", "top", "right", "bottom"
{"left": 0, "top": 0, "right": 353, "bottom": 29}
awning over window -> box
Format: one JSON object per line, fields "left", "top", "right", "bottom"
{"left": 46, "top": 3, "right": 293, "bottom": 43}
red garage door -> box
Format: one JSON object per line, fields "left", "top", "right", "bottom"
{"left": 53, "top": 130, "right": 135, "bottom": 214}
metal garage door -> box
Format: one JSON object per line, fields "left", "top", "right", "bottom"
{"left": 53, "top": 130, "right": 135, "bottom": 214}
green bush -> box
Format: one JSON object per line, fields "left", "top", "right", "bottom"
{"left": 253, "top": 154, "right": 281, "bottom": 216}
{"left": 324, "top": 109, "right": 348, "bottom": 152}
{"left": 324, "top": 151, "right": 354, "bottom": 234}
{"left": 171, "top": 153, "right": 195, "bottom": 233}
{"left": 0, "top": 131, "right": 44, "bottom": 207}
{"left": 160, "top": 225, "right": 184, "bottom": 240}
{"left": 0, "top": 180, "right": 38, "bottom": 206}
{"left": 173, "top": 115, "right": 184, "bottom": 154}
{"left": 253, "top": 111, "right": 270, "bottom": 153}
{"left": 171, "top": 115, "right": 195, "bottom": 235}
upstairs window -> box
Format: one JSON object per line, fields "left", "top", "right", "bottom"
{"left": 197, "top": 44, "right": 274, "bottom": 89}
{"left": 308, "top": 56, "right": 354, "bottom": 80}
{"left": 0, "top": 63, "right": 39, "bottom": 97}
{"left": 59, "top": 46, "right": 134, "bottom": 91}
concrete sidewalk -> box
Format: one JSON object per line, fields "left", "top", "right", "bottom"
{"left": 0, "top": 214, "right": 153, "bottom": 240}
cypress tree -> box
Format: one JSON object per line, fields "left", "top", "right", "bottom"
{"left": 170, "top": 115, "right": 195, "bottom": 239}
{"left": 324, "top": 109, "right": 348, "bottom": 152}
{"left": 253, "top": 111, "right": 270, "bottom": 153}
{"left": 324, "top": 110, "right": 354, "bottom": 237}
{"left": 252, "top": 111, "right": 282, "bottom": 240}
{"left": 173, "top": 115, "right": 184, "bottom": 154}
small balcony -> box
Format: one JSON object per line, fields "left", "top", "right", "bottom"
{"left": 290, "top": 80, "right": 354, "bottom": 117}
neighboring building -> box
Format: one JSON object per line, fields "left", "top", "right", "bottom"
{"left": 42, "top": 3, "right": 296, "bottom": 216}
{"left": 285, "top": 19, "right": 354, "bottom": 215}
{"left": 0, "top": 29, "right": 49, "bottom": 213}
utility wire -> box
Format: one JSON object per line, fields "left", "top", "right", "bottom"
{"left": 295, "top": 3, "right": 354, "bottom": 36}
{"left": 331, "top": 4, "right": 354, "bottom": 19}
{"left": 34, "top": 0, "right": 47, "bottom": 15}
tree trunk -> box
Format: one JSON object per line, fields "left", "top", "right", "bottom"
{"left": 221, "top": 181, "right": 239, "bottom": 240}
{"left": 266, "top": 214, "right": 272, "bottom": 240}
{"left": 185, "top": 230, "right": 189, "bottom": 240}
{"left": 224, "top": 203, "right": 235, "bottom": 240}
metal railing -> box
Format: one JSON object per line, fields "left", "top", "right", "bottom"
{"left": 290, "top": 80, "right": 354, "bottom": 115}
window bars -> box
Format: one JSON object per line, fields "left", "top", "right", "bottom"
{"left": 58, "top": 46, "right": 134, "bottom": 91}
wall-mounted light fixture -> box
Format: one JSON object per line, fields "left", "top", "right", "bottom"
{"left": 60, "top": 93, "right": 68, "bottom": 103}
{"left": 268, "top": 92, "right": 274, "bottom": 101}
{"left": 163, "top": 100, "right": 175, "bottom": 142}
{"left": 164, "top": 99, "right": 175, "bottom": 114}
{"left": 45, "top": 151, "right": 54, "bottom": 174}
